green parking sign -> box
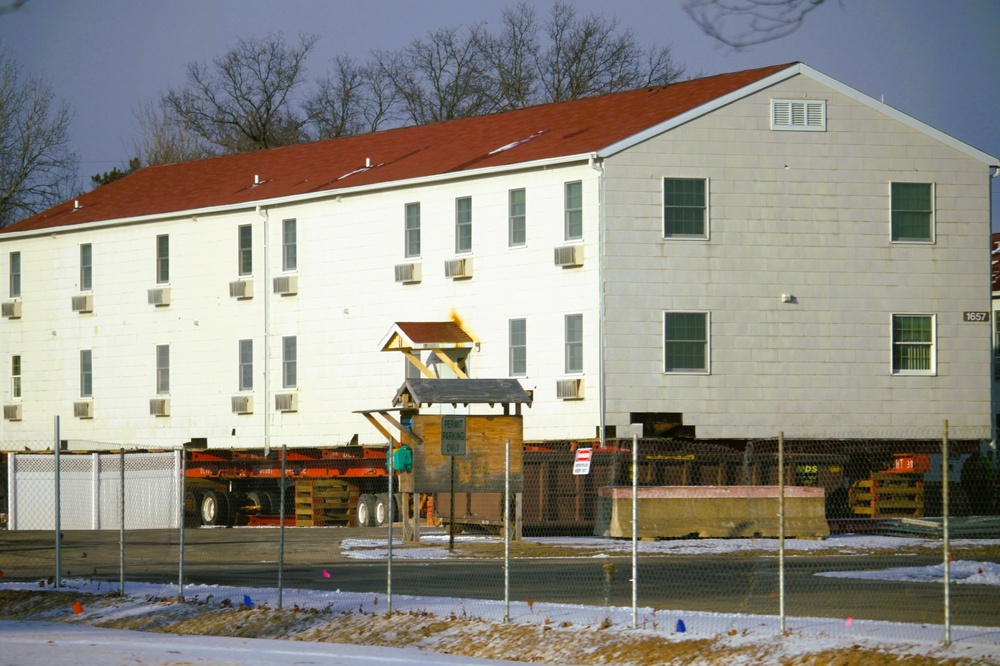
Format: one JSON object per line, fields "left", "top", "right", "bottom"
{"left": 441, "top": 415, "right": 467, "bottom": 456}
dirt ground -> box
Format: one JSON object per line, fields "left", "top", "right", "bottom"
{"left": 1, "top": 589, "right": 995, "bottom": 666}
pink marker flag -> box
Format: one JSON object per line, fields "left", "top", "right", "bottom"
{"left": 845, "top": 617, "right": 853, "bottom": 627}
{"left": 322, "top": 570, "right": 331, "bottom": 578}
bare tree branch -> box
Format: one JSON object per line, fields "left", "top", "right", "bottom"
{"left": 306, "top": 53, "right": 398, "bottom": 139}
{"left": 164, "top": 33, "right": 318, "bottom": 153}
{"left": 682, "top": 0, "right": 827, "bottom": 49}
{"left": 130, "top": 98, "right": 215, "bottom": 166}
{"left": 0, "top": 45, "right": 78, "bottom": 227}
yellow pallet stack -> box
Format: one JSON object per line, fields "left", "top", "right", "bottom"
{"left": 850, "top": 472, "right": 924, "bottom": 518}
{"left": 294, "top": 479, "right": 359, "bottom": 526}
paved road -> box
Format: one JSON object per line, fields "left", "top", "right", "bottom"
{"left": 2, "top": 528, "right": 997, "bottom": 627}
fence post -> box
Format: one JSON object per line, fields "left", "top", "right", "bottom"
{"left": 631, "top": 433, "right": 638, "bottom": 629}
{"left": 278, "top": 444, "right": 287, "bottom": 610}
{"left": 942, "top": 420, "right": 951, "bottom": 645}
{"left": 387, "top": 439, "right": 394, "bottom": 615}
{"left": 778, "top": 432, "right": 785, "bottom": 634}
{"left": 119, "top": 447, "right": 125, "bottom": 595}
{"left": 54, "top": 415, "right": 61, "bottom": 588}
{"left": 178, "top": 448, "right": 186, "bottom": 601}
{"left": 504, "top": 437, "right": 510, "bottom": 623}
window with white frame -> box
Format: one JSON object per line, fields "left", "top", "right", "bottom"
{"left": 771, "top": 99, "right": 826, "bottom": 131}
{"left": 282, "top": 336, "right": 297, "bottom": 388}
{"left": 11, "top": 355, "right": 21, "bottom": 399}
{"left": 80, "top": 350, "right": 93, "bottom": 398}
{"left": 282, "top": 219, "right": 297, "bottom": 271}
{"left": 80, "top": 244, "right": 92, "bottom": 291}
{"left": 156, "top": 344, "right": 170, "bottom": 394}
{"left": 156, "top": 235, "right": 169, "bottom": 284}
{"left": 564, "top": 314, "right": 583, "bottom": 374}
{"left": 892, "top": 314, "right": 934, "bottom": 374}
{"left": 891, "top": 183, "right": 934, "bottom": 242}
{"left": 455, "top": 197, "right": 472, "bottom": 254}
{"left": 663, "top": 178, "right": 708, "bottom": 238}
{"left": 564, "top": 181, "right": 582, "bottom": 240}
{"left": 238, "top": 224, "right": 253, "bottom": 275}
{"left": 509, "top": 189, "right": 526, "bottom": 247}
{"left": 509, "top": 318, "right": 526, "bottom": 376}
{"left": 405, "top": 203, "right": 421, "bottom": 258}
{"left": 665, "top": 312, "right": 709, "bottom": 373}
{"left": 239, "top": 339, "right": 253, "bottom": 391}
{"left": 9, "top": 251, "right": 20, "bottom": 298}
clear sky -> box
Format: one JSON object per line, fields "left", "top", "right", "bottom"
{"left": 1, "top": 0, "right": 998, "bottom": 228}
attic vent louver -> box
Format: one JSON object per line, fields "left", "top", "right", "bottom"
{"left": 771, "top": 99, "right": 826, "bottom": 131}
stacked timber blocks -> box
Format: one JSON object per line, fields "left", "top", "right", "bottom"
{"left": 849, "top": 472, "right": 924, "bottom": 518}
{"left": 295, "top": 480, "right": 359, "bottom": 526}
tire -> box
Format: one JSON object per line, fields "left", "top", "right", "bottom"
{"left": 357, "top": 494, "right": 376, "bottom": 527}
{"left": 200, "top": 490, "right": 229, "bottom": 526}
{"left": 246, "top": 490, "right": 273, "bottom": 515}
{"left": 374, "top": 494, "right": 389, "bottom": 527}
{"left": 184, "top": 491, "right": 201, "bottom": 527}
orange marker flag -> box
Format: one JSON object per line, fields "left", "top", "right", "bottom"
{"left": 71, "top": 601, "right": 84, "bottom": 615}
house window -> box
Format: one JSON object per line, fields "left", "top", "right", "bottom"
{"left": 509, "top": 189, "right": 526, "bottom": 247}
{"left": 665, "top": 312, "right": 709, "bottom": 372}
{"left": 282, "top": 336, "right": 297, "bottom": 388}
{"left": 156, "top": 235, "right": 169, "bottom": 284}
{"left": 891, "top": 183, "right": 933, "bottom": 242}
{"left": 892, "top": 314, "right": 934, "bottom": 374}
{"left": 238, "top": 224, "right": 253, "bottom": 275}
{"left": 155, "top": 344, "right": 170, "bottom": 394}
{"left": 405, "top": 203, "right": 421, "bottom": 258}
{"left": 771, "top": 99, "right": 826, "bottom": 131}
{"left": 663, "top": 178, "right": 707, "bottom": 238}
{"left": 509, "top": 318, "right": 526, "bottom": 376}
{"left": 11, "top": 355, "right": 20, "bottom": 399}
{"left": 282, "top": 219, "right": 297, "bottom": 271}
{"left": 565, "top": 314, "right": 583, "bottom": 374}
{"left": 80, "top": 350, "right": 93, "bottom": 398}
{"left": 239, "top": 339, "right": 253, "bottom": 391}
{"left": 564, "top": 181, "right": 582, "bottom": 240}
{"left": 80, "top": 244, "right": 92, "bottom": 291}
{"left": 9, "top": 251, "right": 20, "bottom": 297}
{"left": 455, "top": 197, "right": 472, "bottom": 254}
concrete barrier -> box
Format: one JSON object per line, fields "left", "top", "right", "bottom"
{"left": 595, "top": 485, "right": 829, "bottom": 539}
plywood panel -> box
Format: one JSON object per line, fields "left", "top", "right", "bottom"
{"left": 407, "top": 414, "right": 523, "bottom": 493}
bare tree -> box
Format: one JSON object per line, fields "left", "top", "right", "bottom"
{"left": 0, "top": 46, "right": 78, "bottom": 227}
{"left": 378, "top": 24, "right": 495, "bottom": 125}
{"left": 306, "top": 53, "right": 398, "bottom": 139}
{"left": 478, "top": 2, "right": 541, "bottom": 111}
{"left": 164, "top": 33, "right": 318, "bottom": 153}
{"left": 682, "top": 0, "right": 827, "bottom": 49}
{"left": 130, "top": 98, "right": 216, "bottom": 166}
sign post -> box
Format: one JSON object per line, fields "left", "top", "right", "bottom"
{"left": 441, "top": 415, "right": 467, "bottom": 551}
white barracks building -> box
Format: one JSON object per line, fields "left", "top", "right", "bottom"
{"left": 1, "top": 63, "right": 997, "bottom": 450}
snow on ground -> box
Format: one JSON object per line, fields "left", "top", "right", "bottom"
{"left": 3, "top": 534, "right": 999, "bottom": 665}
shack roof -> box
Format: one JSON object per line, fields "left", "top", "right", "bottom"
{"left": 394, "top": 379, "right": 532, "bottom": 408}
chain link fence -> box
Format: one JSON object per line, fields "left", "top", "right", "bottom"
{"left": 2, "top": 422, "right": 998, "bottom": 646}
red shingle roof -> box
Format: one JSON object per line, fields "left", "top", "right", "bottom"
{"left": 392, "top": 322, "right": 474, "bottom": 346}
{"left": 3, "top": 63, "right": 795, "bottom": 234}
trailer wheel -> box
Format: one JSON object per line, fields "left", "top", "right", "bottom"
{"left": 184, "top": 491, "right": 201, "bottom": 527}
{"left": 374, "top": 494, "right": 389, "bottom": 527}
{"left": 357, "top": 494, "right": 376, "bottom": 527}
{"left": 246, "top": 490, "right": 273, "bottom": 515}
{"left": 200, "top": 490, "right": 228, "bottom": 526}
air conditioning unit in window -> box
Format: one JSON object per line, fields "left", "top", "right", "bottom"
{"left": 149, "top": 397, "right": 170, "bottom": 417}
{"left": 556, "top": 378, "right": 584, "bottom": 400}
{"left": 394, "top": 263, "right": 422, "bottom": 284}
{"left": 445, "top": 257, "right": 472, "bottom": 279}
{"left": 73, "top": 400, "right": 94, "bottom": 419}
{"left": 275, "top": 392, "right": 298, "bottom": 413}
{"left": 232, "top": 394, "right": 253, "bottom": 414}
{"left": 2, "top": 300, "right": 21, "bottom": 319}
{"left": 273, "top": 275, "right": 298, "bottom": 296}
{"left": 554, "top": 245, "right": 583, "bottom": 268}
{"left": 72, "top": 293, "right": 94, "bottom": 313}
{"left": 148, "top": 287, "right": 171, "bottom": 306}
{"left": 229, "top": 278, "right": 253, "bottom": 299}
{"left": 3, "top": 403, "right": 22, "bottom": 421}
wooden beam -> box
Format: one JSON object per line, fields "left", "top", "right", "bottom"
{"left": 430, "top": 348, "right": 468, "bottom": 379}
{"left": 361, "top": 412, "right": 396, "bottom": 443}
{"left": 402, "top": 351, "right": 436, "bottom": 379}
